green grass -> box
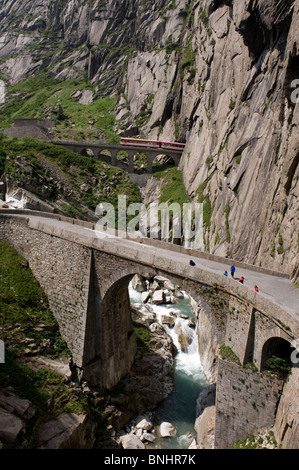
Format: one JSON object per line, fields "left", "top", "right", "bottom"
{"left": 0, "top": 135, "right": 142, "bottom": 216}
{"left": 0, "top": 240, "right": 69, "bottom": 358}
{"left": 225, "top": 204, "right": 231, "bottom": 242}
{"left": 0, "top": 240, "right": 108, "bottom": 448}
{"left": 153, "top": 167, "right": 190, "bottom": 207}
{"left": 133, "top": 322, "right": 152, "bottom": 354}
{"left": 265, "top": 355, "right": 292, "bottom": 374}
{"left": 219, "top": 344, "right": 241, "bottom": 365}
{"left": 0, "top": 73, "right": 119, "bottom": 143}
{"left": 232, "top": 430, "right": 278, "bottom": 449}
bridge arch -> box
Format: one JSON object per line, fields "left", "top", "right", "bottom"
{"left": 260, "top": 336, "right": 293, "bottom": 372}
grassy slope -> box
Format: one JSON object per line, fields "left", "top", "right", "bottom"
{"left": 0, "top": 135, "right": 142, "bottom": 220}
{"left": 153, "top": 166, "right": 190, "bottom": 207}
{"left": 0, "top": 241, "right": 90, "bottom": 448}
{"left": 0, "top": 73, "right": 119, "bottom": 143}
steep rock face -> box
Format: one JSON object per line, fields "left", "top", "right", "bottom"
{"left": 0, "top": 0, "right": 298, "bottom": 279}
{"left": 178, "top": 0, "right": 299, "bottom": 278}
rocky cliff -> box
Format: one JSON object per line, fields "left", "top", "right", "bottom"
{"left": 0, "top": 0, "right": 298, "bottom": 280}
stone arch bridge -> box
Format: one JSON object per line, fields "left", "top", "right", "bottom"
{"left": 0, "top": 211, "right": 298, "bottom": 448}
{"left": 50, "top": 140, "right": 183, "bottom": 186}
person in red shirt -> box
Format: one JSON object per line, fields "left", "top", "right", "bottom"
{"left": 254, "top": 285, "right": 259, "bottom": 292}
{"left": 239, "top": 276, "right": 245, "bottom": 284}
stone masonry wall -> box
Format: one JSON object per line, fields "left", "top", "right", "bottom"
{"left": 0, "top": 216, "right": 147, "bottom": 387}
{"left": 214, "top": 359, "right": 284, "bottom": 449}
{"left": 224, "top": 297, "right": 253, "bottom": 365}
{"left": 253, "top": 309, "right": 295, "bottom": 371}
{"left": 274, "top": 368, "right": 299, "bottom": 449}
{"left": 0, "top": 216, "right": 92, "bottom": 366}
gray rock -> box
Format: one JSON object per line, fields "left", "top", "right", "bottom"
{"left": 0, "top": 408, "right": 24, "bottom": 443}
{"left": 159, "top": 422, "right": 177, "bottom": 438}
{"left": 141, "top": 432, "right": 156, "bottom": 443}
{"left": 136, "top": 416, "right": 153, "bottom": 431}
{"left": 0, "top": 388, "right": 35, "bottom": 420}
{"left": 38, "top": 413, "right": 96, "bottom": 449}
{"left": 141, "top": 291, "right": 151, "bottom": 303}
{"left": 161, "top": 315, "right": 175, "bottom": 328}
{"left": 196, "top": 384, "right": 216, "bottom": 418}
{"left": 120, "top": 432, "right": 145, "bottom": 449}
{"left": 131, "top": 274, "right": 146, "bottom": 292}
{"left": 151, "top": 290, "right": 164, "bottom": 304}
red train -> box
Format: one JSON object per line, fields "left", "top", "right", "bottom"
{"left": 120, "top": 137, "right": 185, "bottom": 150}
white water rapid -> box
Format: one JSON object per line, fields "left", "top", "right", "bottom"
{"left": 129, "top": 282, "right": 208, "bottom": 449}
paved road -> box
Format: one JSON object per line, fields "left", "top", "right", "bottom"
{"left": 11, "top": 214, "right": 299, "bottom": 318}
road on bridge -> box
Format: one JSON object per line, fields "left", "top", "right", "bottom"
{"left": 19, "top": 214, "right": 299, "bottom": 320}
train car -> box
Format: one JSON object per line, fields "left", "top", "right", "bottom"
{"left": 120, "top": 138, "right": 160, "bottom": 148}
{"left": 160, "top": 141, "right": 185, "bottom": 150}
{"left": 120, "top": 137, "right": 185, "bottom": 150}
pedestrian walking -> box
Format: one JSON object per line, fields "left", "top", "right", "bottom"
{"left": 230, "top": 265, "right": 235, "bottom": 278}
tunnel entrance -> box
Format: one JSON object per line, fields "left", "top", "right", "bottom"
{"left": 261, "top": 337, "right": 293, "bottom": 376}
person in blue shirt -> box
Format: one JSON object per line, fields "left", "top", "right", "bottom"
{"left": 224, "top": 270, "right": 228, "bottom": 277}
{"left": 230, "top": 265, "right": 236, "bottom": 278}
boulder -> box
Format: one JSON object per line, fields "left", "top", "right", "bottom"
{"left": 0, "top": 388, "right": 36, "bottom": 420}
{"left": 151, "top": 290, "right": 164, "bottom": 304}
{"left": 154, "top": 275, "right": 176, "bottom": 291}
{"left": 141, "top": 432, "right": 156, "bottom": 443}
{"left": 136, "top": 416, "right": 153, "bottom": 431}
{"left": 194, "top": 406, "right": 216, "bottom": 449}
{"left": 159, "top": 422, "right": 177, "bottom": 438}
{"left": 196, "top": 384, "right": 216, "bottom": 418}
{"left": 177, "top": 331, "right": 189, "bottom": 352}
{"left": 38, "top": 413, "right": 96, "bottom": 449}
{"left": 161, "top": 315, "right": 175, "bottom": 328}
{"left": 141, "top": 291, "right": 151, "bottom": 303}
{"left": 174, "top": 323, "right": 192, "bottom": 352}
{"left": 131, "top": 274, "right": 146, "bottom": 293}
{"left": 120, "top": 432, "right": 145, "bottom": 449}
{"left": 0, "top": 408, "right": 24, "bottom": 443}
{"left": 150, "top": 280, "right": 160, "bottom": 291}
{"left": 175, "top": 290, "right": 185, "bottom": 299}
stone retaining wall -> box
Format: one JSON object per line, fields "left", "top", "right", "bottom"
{"left": 214, "top": 359, "right": 284, "bottom": 449}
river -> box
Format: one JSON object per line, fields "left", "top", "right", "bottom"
{"left": 129, "top": 283, "right": 208, "bottom": 449}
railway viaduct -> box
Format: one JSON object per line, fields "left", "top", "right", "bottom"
{"left": 3, "top": 118, "right": 184, "bottom": 186}
{"left": 0, "top": 211, "right": 298, "bottom": 448}
{"left": 50, "top": 140, "right": 183, "bottom": 186}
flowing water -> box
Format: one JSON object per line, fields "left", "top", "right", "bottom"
{"left": 129, "top": 284, "right": 208, "bottom": 449}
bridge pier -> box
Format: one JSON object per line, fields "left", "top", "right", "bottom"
{"left": 146, "top": 151, "right": 157, "bottom": 174}
{"left": 110, "top": 150, "right": 118, "bottom": 167}
{"left": 126, "top": 151, "right": 135, "bottom": 174}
